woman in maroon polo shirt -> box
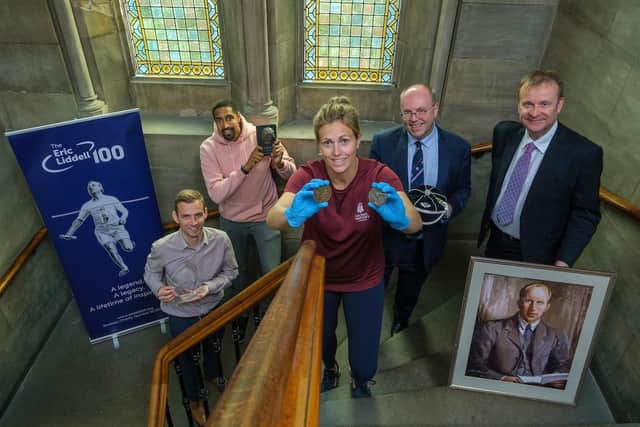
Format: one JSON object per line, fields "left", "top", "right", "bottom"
{"left": 267, "top": 97, "right": 421, "bottom": 398}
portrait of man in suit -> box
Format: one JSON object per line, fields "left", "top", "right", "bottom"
{"left": 370, "top": 84, "right": 471, "bottom": 335}
{"left": 478, "top": 70, "right": 603, "bottom": 267}
{"left": 466, "top": 281, "right": 572, "bottom": 387}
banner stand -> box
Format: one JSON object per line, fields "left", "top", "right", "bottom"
{"left": 7, "top": 109, "right": 166, "bottom": 342}
{"left": 90, "top": 317, "right": 170, "bottom": 345}
{"left": 111, "top": 334, "right": 120, "bottom": 350}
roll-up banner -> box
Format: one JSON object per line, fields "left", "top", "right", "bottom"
{"left": 6, "top": 109, "right": 165, "bottom": 343}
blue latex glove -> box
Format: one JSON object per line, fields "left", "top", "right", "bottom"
{"left": 285, "top": 179, "right": 330, "bottom": 228}
{"left": 368, "top": 182, "right": 410, "bottom": 231}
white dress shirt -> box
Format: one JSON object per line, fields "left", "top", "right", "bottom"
{"left": 407, "top": 126, "right": 439, "bottom": 188}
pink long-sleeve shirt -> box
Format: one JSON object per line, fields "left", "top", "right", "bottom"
{"left": 200, "top": 115, "right": 296, "bottom": 222}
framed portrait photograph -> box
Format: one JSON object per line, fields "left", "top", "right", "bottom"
{"left": 449, "top": 257, "right": 615, "bottom": 405}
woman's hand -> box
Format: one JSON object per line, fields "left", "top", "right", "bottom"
{"left": 284, "top": 179, "right": 330, "bottom": 227}
{"left": 368, "top": 182, "right": 410, "bottom": 231}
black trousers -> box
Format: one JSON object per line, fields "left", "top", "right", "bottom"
{"left": 169, "top": 313, "right": 225, "bottom": 401}
{"left": 485, "top": 223, "right": 524, "bottom": 262}
{"left": 384, "top": 237, "right": 430, "bottom": 324}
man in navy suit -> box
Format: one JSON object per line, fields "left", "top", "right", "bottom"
{"left": 478, "top": 70, "right": 603, "bottom": 267}
{"left": 370, "top": 84, "right": 471, "bottom": 335}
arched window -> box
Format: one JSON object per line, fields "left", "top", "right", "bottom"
{"left": 121, "top": 0, "right": 225, "bottom": 79}
{"left": 303, "top": 0, "right": 401, "bottom": 84}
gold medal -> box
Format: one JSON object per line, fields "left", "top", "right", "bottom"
{"left": 368, "top": 188, "right": 387, "bottom": 207}
{"left": 313, "top": 185, "right": 331, "bottom": 203}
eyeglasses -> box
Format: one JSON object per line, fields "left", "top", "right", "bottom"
{"left": 400, "top": 105, "right": 436, "bottom": 119}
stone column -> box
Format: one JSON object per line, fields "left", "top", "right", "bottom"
{"left": 240, "top": 0, "right": 278, "bottom": 125}
{"left": 52, "top": 0, "right": 107, "bottom": 117}
{"left": 429, "top": 0, "right": 460, "bottom": 106}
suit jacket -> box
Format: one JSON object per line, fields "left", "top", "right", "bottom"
{"left": 478, "top": 121, "right": 603, "bottom": 266}
{"left": 466, "top": 314, "right": 571, "bottom": 380}
{"left": 370, "top": 125, "right": 471, "bottom": 268}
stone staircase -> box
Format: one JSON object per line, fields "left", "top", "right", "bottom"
{"left": 319, "top": 240, "right": 618, "bottom": 427}
{"left": 0, "top": 239, "right": 632, "bottom": 427}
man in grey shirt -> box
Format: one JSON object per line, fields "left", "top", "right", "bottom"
{"left": 144, "top": 189, "right": 238, "bottom": 426}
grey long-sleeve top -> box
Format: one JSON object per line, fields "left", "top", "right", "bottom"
{"left": 144, "top": 227, "right": 238, "bottom": 317}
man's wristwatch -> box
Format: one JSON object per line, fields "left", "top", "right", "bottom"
{"left": 240, "top": 165, "right": 249, "bottom": 175}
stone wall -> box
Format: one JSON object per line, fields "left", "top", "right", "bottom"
{"left": 0, "top": 0, "right": 76, "bottom": 130}
{"left": 0, "top": 240, "right": 69, "bottom": 414}
{"left": 542, "top": 0, "right": 640, "bottom": 421}
{"left": 439, "top": 0, "right": 559, "bottom": 143}
{"left": 0, "top": 1, "right": 74, "bottom": 413}
{"left": 267, "top": 0, "right": 299, "bottom": 124}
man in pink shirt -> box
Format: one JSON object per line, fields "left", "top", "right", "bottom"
{"left": 200, "top": 99, "right": 296, "bottom": 335}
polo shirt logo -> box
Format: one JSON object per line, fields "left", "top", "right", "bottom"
{"left": 355, "top": 201, "right": 370, "bottom": 222}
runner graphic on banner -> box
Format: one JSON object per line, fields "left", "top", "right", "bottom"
{"left": 59, "top": 180, "right": 135, "bottom": 277}
{"left": 6, "top": 109, "right": 165, "bottom": 342}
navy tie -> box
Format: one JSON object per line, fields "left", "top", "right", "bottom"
{"left": 410, "top": 141, "right": 424, "bottom": 189}
{"left": 524, "top": 324, "right": 533, "bottom": 340}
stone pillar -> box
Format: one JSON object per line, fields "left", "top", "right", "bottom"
{"left": 429, "top": 0, "right": 460, "bottom": 106}
{"left": 52, "top": 0, "right": 107, "bottom": 117}
{"left": 240, "top": 0, "right": 278, "bottom": 125}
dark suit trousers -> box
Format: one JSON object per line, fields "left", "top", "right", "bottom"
{"left": 384, "top": 237, "right": 429, "bottom": 323}
{"left": 169, "top": 314, "right": 225, "bottom": 401}
{"left": 485, "top": 223, "right": 524, "bottom": 262}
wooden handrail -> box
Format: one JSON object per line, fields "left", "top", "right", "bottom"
{"left": 206, "top": 240, "right": 324, "bottom": 426}
{"left": 147, "top": 252, "right": 292, "bottom": 427}
{"left": 147, "top": 240, "right": 325, "bottom": 427}
{"left": 0, "top": 226, "right": 48, "bottom": 295}
{"left": 471, "top": 142, "right": 492, "bottom": 155}
{"left": 280, "top": 254, "right": 325, "bottom": 426}
{"left": 600, "top": 185, "right": 640, "bottom": 222}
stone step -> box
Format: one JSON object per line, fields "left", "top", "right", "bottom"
{"left": 320, "top": 370, "right": 613, "bottom": 426}
{"left": 411, "top": 239, "right": 481, "bottom": 316}
{"left": 321, "top": 352, "right": 451, "bottom": 401}
{"left": 377, "top": 293, "right": 462, "bottom": 371}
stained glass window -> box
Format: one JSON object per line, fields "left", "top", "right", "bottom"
{"left": 303, "top": 0, "right": 401, "bottom": 84}
{"left": 122, "top": 0, "right": 224, "bottom": 79}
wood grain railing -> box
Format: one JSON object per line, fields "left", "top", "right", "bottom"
{"left": 147, "top": 240, "right": 325, "bottom": 427}
{"left": 2, "top": 143, "right": 640, "bottom": 299}
{"left": 0, "top": 226, "right": 48, "bottom": 296}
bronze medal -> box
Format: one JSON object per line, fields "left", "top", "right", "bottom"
{"left": 368, "top": 188, "right": 387, "bottom": 207}
{"left": 313, "top": 185, "right": 331, "bottom": 203}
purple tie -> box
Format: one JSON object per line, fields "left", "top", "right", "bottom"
{"left": 410, "top": 141, "right": 424, "bottom": 189}
{"left": 495, "top": 143, "right": 535, "bottom": 225}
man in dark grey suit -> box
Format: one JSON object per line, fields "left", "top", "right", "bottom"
{"left": 467, "top": 282, "right": 571, "bottom": 384}
{"left": 370, "top": 84, "right": 471, "bottom": 335}
{"left": 478, "top": 70, "right": 603, "bottom": 267}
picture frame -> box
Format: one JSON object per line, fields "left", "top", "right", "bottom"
{"left": 449, "top": 256, "right": 615, "bottom": 405}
